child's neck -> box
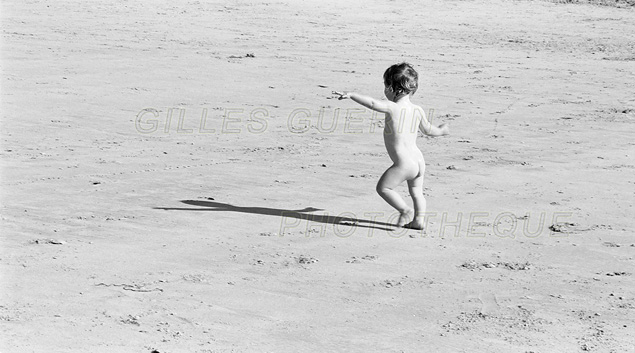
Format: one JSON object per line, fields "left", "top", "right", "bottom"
{"left": 393, "top": 94, "right": 411, "bottom": 103}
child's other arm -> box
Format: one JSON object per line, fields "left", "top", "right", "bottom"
{"left": 418, "top": 111, "right": 449, "bottom": 137}
{"left": 334, "top": 91, "right": 391, "bottom": 113}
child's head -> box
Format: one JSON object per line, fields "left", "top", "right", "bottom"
{"left": 383, "top": 63, "right": 418, "bottom": 100}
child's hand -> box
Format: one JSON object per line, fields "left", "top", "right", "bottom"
{"left": 333, "top": 91, "right": 350, "bottom": 100}
{"left": 439, "top": 123, "right": 450, "bottom": 135}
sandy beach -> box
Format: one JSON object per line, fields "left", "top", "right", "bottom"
{"left": 2, "top": 0, "right": 635, "bottom": 351}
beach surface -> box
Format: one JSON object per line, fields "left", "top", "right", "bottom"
{"left": 2, "top": 0, "right": 635, "bottom": 352}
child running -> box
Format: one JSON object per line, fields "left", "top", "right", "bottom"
{"left": 335, "top": 62, "right": 449, "bottom": 230}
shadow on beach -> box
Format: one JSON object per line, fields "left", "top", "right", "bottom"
{"left": 154, "top": 200, "right": 397, "bottom": 232}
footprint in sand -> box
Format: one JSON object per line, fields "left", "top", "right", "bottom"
{"left": 478, "top": 292, "right": 500, "bottom": 316}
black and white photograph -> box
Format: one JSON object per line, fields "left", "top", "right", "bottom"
{"left": 1, "top": 0, "right": 634, "bottom": 351}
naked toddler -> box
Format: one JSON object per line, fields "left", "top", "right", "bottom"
{"left": 335, "top": 62, "right": 449, "bottom": 229}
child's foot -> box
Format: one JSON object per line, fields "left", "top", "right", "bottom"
{"left": 396, "top": 209, "right": 414, "bottom": 227}
{"left": 403, "top": 220, "right": 425, "bottom": 230}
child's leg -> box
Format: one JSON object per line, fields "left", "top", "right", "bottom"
{"left": 405, "top": 173, "right": 426, "bottom": 230}
{"left": 376, "top": 164, "right": 414, "bottom": 226}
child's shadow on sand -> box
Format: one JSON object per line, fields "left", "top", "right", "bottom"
{"left": 154, "top": 200, "right": 396, "bottom": 232}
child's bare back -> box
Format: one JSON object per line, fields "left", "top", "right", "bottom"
{"left": 335, "top": 62, "right": 449, "bottom": 230}
{"left": 383, "top": 100, "right": 426, "bottom": 179}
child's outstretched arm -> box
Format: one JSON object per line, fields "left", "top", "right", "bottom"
{"left": 418, "top": 109, "right": 450, "bottom": 137}
{"left": 334, "top": 91, "right": 391, "bottom": 113}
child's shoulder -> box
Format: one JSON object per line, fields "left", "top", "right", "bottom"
{"left": 404, "top": 101, "right": 425, "bottom": 114}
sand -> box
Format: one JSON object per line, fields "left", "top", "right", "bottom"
{"left": 1, "top": 0, "right": 635, "bottom": 352}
